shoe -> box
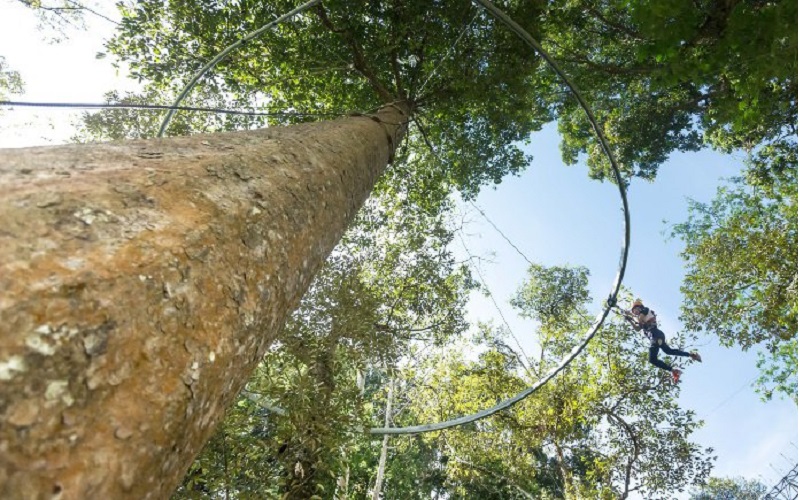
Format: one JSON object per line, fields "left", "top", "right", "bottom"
{"left": 671, "top": 369, "right": 682, "bottom": 384}
{"left": 690, "top": 352, "right": 702, "bottom": 363}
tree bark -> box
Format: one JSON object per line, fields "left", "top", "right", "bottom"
{"left": 0, "top": 104, "right": 408, "bottom": 498}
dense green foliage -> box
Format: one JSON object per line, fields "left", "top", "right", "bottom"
{"left": 90, "top": 0, "right": 799, "bottom": 183}
{"left": 542, "top": 0, "right": 797, "bottom": 180}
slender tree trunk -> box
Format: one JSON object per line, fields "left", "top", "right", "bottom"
{"left": 0, "top": 104, "right": 408, "bottom": 498}
{"left": 554, "top": 441, "right": 574, "bottom": 499}
{"left": 371, "top": 377, "right": 394, "bottom": 500}
{"left": 222, "top": 431, "right": 229, "bottom": 500}
{"left": 336, "top": 465, "right": 350, "bottom": 500}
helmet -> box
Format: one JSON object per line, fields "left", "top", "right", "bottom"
{"left": 630, "top": 299, "right": 643, "bottom": 311}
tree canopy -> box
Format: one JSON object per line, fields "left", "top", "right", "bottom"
{"left": 6, "top": 0, "right": 795, "bottom": 496}
{"left": 77, "top": 0, "right": 798, "bottom": 193}
{"left": 542, "top": 0, "right": 797, "bottom": 180}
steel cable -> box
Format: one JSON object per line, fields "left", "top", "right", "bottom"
{"left": 369, "top": 0, "right": 631, "bottom": 435}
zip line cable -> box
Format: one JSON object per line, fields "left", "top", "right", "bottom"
{"left": 703, "top": 375, "right": 758, "bottom": 418}
{"left": 157, "top": 0, "right": 322, "bottom": 137}
{"left": 468, "top": 201, "right": 534, "bottom": 267}
{"left": 369, "top": 0, "right": 630, "bottom": 436}
{"left": 457, "top": 231, "right": 537, "bottom": 379}
{"left": 0, "top": 100, "right": 347, "bottom": 118}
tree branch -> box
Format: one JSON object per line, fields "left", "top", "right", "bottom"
{"left": 314, "top": 4, "right": 396, "bottom": 103}
{"left": 603, "top": 409, "right": 641, "bottom": 499}
{"left": 584, "top": 3, "right": 645, "bottom": 41}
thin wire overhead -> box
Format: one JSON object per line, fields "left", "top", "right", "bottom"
{"left": 415, "top": 12, "right": 480, "bottom": 99}
{"left": 158, "top": 0, "right": 323, "bottom": 137}
{"left": 456, "top": 231, "right": 537, "bottom": 379}
{"left": 468, "top": 200, "right": 596, "bottom": 327}
{"left": 0, "top": 100, "right": 345, "bottom": 118}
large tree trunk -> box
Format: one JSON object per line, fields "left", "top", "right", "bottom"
{"left": 0, "top": 104, "right": 408, "bottom": 499}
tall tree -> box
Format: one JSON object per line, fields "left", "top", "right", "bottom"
{"left": 0, "top": 105, "right": 408, "bottom": 497}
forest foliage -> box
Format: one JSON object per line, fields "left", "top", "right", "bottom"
{"left": 8, "top": 0, "right": 798, "bottom": 497}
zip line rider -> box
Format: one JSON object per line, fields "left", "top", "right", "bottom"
{"left": 622, "top": 299, "right": 701, "bottom": 383}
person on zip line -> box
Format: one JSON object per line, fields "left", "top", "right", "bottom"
{"left": 621, "top": 299, "right": 702, "bottom": 383}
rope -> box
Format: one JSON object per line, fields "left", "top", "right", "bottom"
{"left": 0, "top": 100, "right": 347, "bottom": 118}
{"left": 157, "top": 0, "right": 322, "bottom": 137}
{"left": 369, "top": 0, "right": 631, "bottom": 436}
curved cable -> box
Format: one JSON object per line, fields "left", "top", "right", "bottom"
{"left": 369, "top": 0, "right": 631, "bottom": 435}
{"left": 157, "top": 0, "right": 322, "bottom": 137}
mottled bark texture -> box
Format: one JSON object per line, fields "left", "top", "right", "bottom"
{"left": 0, "top": 104, "right": 408, "bottom": 499}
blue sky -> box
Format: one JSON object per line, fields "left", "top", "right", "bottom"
{"left": 457, "top": 123, "right": 798, "bottom": 494}
{"left": 1, "top": 2, "right": 796, "bottom": 496}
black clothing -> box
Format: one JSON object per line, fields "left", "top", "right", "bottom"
{"left": 647, "top": 327, "right": 692, "bottom": 372}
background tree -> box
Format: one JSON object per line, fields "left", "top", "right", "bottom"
{"left": 689, "top": 475, "right": 768, "bottom": 500}
{"left": 671, "top": 142, "right": 798, "bottom": 401}
{"left": 389, "top": 265, "right": 713, "bottom": 500}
